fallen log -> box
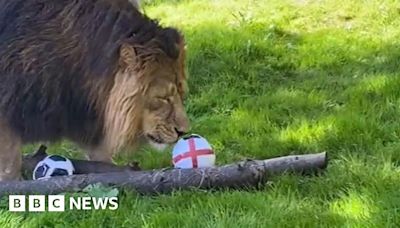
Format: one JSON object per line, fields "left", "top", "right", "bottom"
{"left": 0, "top": 148, "right": 327, "bottom": 196}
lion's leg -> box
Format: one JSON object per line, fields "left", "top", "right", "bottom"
{"left": 0, "top": 118, "right": 21, "bottom": 181}
{"left": 85, "top": 143, "right": 114, "bottom": 163}
{"left": 84, "top": 141, "right": 141, "bottom": 164}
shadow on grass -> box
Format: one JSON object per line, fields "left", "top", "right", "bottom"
{"left": 149, "top": 19, "right": 400, "bottom": 225}
{"left": 178, "top": 19, "right": 400, "bottom": 159}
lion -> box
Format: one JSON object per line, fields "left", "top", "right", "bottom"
{"left": 0, "top": 0, "right": 190, "bottom": 180}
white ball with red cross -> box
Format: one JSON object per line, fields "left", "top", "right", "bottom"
{"left": 172, "top": 134, "right": 215, "bottom": 169}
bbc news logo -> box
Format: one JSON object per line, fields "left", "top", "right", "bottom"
{"left": 8, "top": 195, "right": 118, "bottom": 212}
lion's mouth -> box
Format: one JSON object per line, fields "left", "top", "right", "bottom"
{"left": 146, "top": 134, "right": 165, "bottom": 144}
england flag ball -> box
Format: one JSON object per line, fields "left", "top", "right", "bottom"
{"left": 172, "top": 134, "right": 215, "bottom": 169}
{"left": 33, "top": 155, "right": 75, "bottom": 180}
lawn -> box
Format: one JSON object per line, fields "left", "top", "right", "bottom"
{"left": 2, "top": 0, "right": 400, "bottom": 227}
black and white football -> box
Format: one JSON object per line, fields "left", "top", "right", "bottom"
{"left": 33, "top": 155, "right": 75, "bottom": 180}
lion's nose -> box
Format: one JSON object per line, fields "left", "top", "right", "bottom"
{"left": 175, "top": 128, "right": 187, "bottom": 137}
{"left": 174, "top": 110, "right": 190, "bottom": 138}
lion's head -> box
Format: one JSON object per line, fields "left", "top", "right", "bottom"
{"left": 104, "top": 27, "right": 189, "bottom": 152}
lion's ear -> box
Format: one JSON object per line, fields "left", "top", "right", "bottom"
{"left": 160, "top": 28, "right": 182, "bottom": 59}
{"left": 119, "top": 43, "right": 137, "bottom": 66}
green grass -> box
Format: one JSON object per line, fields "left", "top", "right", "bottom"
{"left": 2, "top": 0, "right": 400, "bottom": 227}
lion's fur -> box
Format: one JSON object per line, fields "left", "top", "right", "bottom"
{"left": 0, "top": 0, "right": 189, "bottom": 179}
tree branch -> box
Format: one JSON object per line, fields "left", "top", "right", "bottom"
{"left": 0, "top": 147, "right": 327, "bottom": 196}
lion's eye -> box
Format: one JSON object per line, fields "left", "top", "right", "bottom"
{"left": 156, "top": 97, "right": 169, "bottom": 103}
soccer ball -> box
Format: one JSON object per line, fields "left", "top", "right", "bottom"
{"left": 172, "top": 134, "right": 215, "bottom": 169}
{"left": 33, "top": 155, "right": 75, "bottom": 180}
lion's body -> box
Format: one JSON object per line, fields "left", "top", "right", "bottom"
{"left": 0, "top": 0, "right": 138, "bottom": 145}
{"left": 0, "top": 0, "right": 189, "bottom": 180}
